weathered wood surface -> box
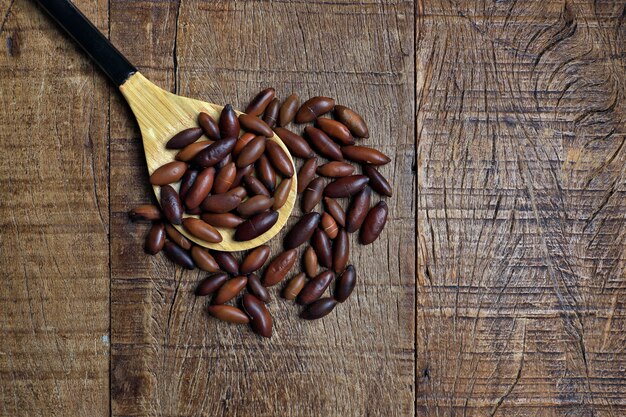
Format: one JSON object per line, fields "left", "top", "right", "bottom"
{"left": 109, "top": 1, "right": 415, "bottom": 417}
{"left": 417, "top": 0, "right": 626, "bottom": 415}
{"left": 7, "top": 0, "right": 625, "bottom": 415}
{"left": 0, "top": 0, "right": 110, "bottom": 415}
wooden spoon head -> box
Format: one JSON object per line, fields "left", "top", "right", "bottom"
{"left": 120, "top": 72, "right": 297, "bottom": 251}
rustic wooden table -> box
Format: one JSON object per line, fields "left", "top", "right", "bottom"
{"left": 1, "top": 0, "right": 624, "bottom": 415}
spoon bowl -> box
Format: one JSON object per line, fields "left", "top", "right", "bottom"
{"left": 120, "top": 73, "right": 297, "bottom": 251}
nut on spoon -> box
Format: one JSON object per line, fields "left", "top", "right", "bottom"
{"left": 36, "top": 0, "right": 297, "bottom": 251}
{"left": 122, "top": 75, "right": 296, "bottom": 250}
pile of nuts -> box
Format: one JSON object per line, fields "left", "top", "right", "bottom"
{"left": 130, "top": 88, "right": 391, "bottom": 338}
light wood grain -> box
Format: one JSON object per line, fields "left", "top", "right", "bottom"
{"left": 0, "top": 0, "right": 110, "bottom": 415}
{"left": 110, "top": 0, "right": 415, "bottom": 416}
{"left": 120, "top": 72, "right": 297, "bottom": 251}
{"left": 417, "top": 0, "right": 626, "bottom": 415}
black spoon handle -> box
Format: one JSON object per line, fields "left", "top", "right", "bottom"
{"left": 35, "top": 0, "right": 137, "bottom": 86}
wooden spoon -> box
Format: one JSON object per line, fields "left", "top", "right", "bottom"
{"left": 36, "top": 0, "right": 297, "bottom": 251}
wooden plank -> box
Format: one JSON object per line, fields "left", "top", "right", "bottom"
{"left": 417, "top": 0, "right": 626, "bottom": 415}
{"left": 0, "top": 0, "right": 110, "bottom": 414}
{"left": 110, "top": 0, "right": 415, "bottom": 415}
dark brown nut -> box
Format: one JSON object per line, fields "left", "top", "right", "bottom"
{"left": 232, "top": 164, "right": 255, "bottom": 188}
{"left": 323, "top": 197, "right": 346, "bottom": 227}
{"left": 179, "top": 169, "right": 199, "bottom": 201}
{"left": 284, "top": 212, "right": 321, "bottom": 250}
{"left": 213, "top": 162, "right": 237, "bottom": 194}
{"left": 198, "top": 112, "right": 221, "bottom": 141}
{"left": 165, "top": 223, "right": 192, "bottom": 250}
{"left": 219, "top": 104, "right": 240, "bottom": 139}
{"left": 311, "top": 228, "right": 332, "bottom": 268}
{"left": 262, "top": 248, "right": 297, "bottom": 287}
{"left": 265, "top": 141, "right": 294, "bottom": 178}
{"left": 163, "top": 241, "right": 195, "bottom": 269}
{"left": 192, "top": 137, "right": 237, "bottom": 167}
{"left": 304, "top": 126, "right": 343, "bottom": 161}
{"left": 320, "top": 212, "right": 338, "bottom": 239}
{"left": 362, "top": 165, "right": 392, "bottom": 197}
{"left": 240, "top": 245, "right": 271, "bottom": 274}
{"left": 234, "top": 210, "right": 279, "bottom": 241}
{"left": 186, "top": 206, "right": 202, "bottom": 215}
{"left": 247, "top": 273, "right": 271, "bottom": 303}
{"left": 324, "top": 175, "right": 369, "bottom": 198}
{"left": 200, "top": 213, "right": 245, "bottom": 229}
{"left": 190, "top": 246, "right": 220, "bottom": 272}
{"left": 278, "top": 94, "right": 299, "bottom": 126}
{"left": 335, "top": 265, "right": 356, "bottom": 302}
{"left": 166, "top": 127, "right": 203, "bottom": 149}
{"left": 300, "top": 297, "right": 338, "bottom": 320}
{"left": 316, "top": 118, "right": 354, "bottom": 145}
{"left": 295, "top": 97, "right": 335, "bottom": 123}
{"left": 341, "top": 145, "right": 390, "bottom": 165}
{"left": 195, "top": 272, "right": 229, "bottom": 295}
{"left": 242, "top": 294, "right": 272, "bottom": 338}
{"left": 297, "top": 270, "right": 334, "bottom": 305}
{"left": 283, "top": 272, "right": 307, "bottom": 301}
{"left": 129, "top": 204, "right": 161, "bottom": 221}
{"left": 182, "top": 218, "right": 222, "bottom": 243}
{"left": 211, "top": 251, "right": 239, "bottom": 274}
{"left": 297, "top": 157, "right": 318, "bottom": 194}
{"left": 213, "top": 276, "right": 248, "bottom": 304}
{"left": 175, "top": 140, "right": 213, "bottom": 162}
{"left": 238, "top": 114, "right": 273, "bottom": 137}
{"left": 302, "top": 177, "right": 324, "bottom": 213}
{"left": 185, "top": 167, "right": 215, "bottom": 209}
{"left": 232, "top": 132, "right": 257, "bottom": 158}
{"left": 207, "top": 305, "right": 249, "bottom": 324}
{"left": 215, "top": 153, "right": 233, "bottom": 170}
{"left": 332, "top": 229, "right": 349, "bottom": 273}
{"left": 274, "top": 127, "right": 314, "bottom": 159}
{"left": 245, "top": 88, "right": 275, "bottom": 116}
{"left": 236, "top": 136, "right": 266, "bottom": 168}
{"left": 303, "top": 246, "right": 318, "bottom": 278}
{"left": 226, "top": 186, "right": 248, "bottom": 200}
{"left": 273, "top": 177, "right": 292, "bottom": 210}
{"left": 316, "top": 161, "right": 355, "bottom": 178}
{"left": 334, "top": 105, "right": 369, "bottom": 138}
{"left": 201, "top": 194, "right": 241, "bottom": 213}
{"left": 360, "top": 201, "right": 388, "bottom": 245}
{"left": 346, "top": 186, "right": 371, "bottom": 233}
{"left": 243, "top": 175, "right": 270, "bottom": 197}
{"left": 238, "top": 195, "right": 274, "bottom": 218}
{"left": 263, "top": 98, "right": 280, "bottom": 128}
{"left": 150, "top": 161, "right": 187, "bottom": 186}
{"left": 145, "top": 222, "right": 166, "bottom": 255}
{"left": 160, "top": 185, "right": 183, "bottom": 224}
{"left": 256, "top": 154, "right": 276, "bottom": 192}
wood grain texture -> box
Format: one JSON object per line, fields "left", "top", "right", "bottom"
{"left": 417, "top": 0, "right": 626, "bottom": 415}
{"left": 110, "top": 0, "right": 415, "bottom": 416}
{"left": 0, "top": 0, "right": 110, "bottom": 415}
